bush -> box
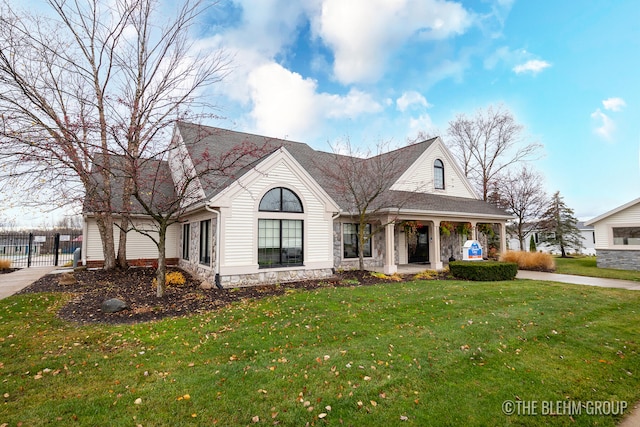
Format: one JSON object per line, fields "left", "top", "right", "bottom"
{"left": 500, "top": 251, "right": 555, "bottom": 272}
{"left": 0, "top": 259, "right": 11, "bottom": 270}
{"left": 152, "top": 271, "right": 187, "bottom": 288}
{"left": 449, "top": 261, "right": 518, "bottom": 281}
{"left": 370, "top": 271, "right": 402, "bottom": 282}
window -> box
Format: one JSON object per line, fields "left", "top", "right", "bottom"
{"left": 343, "top": 223, "right": 372, "bottom": 258}
{"left": 182, "top": 223, "right": 190, "bottom": 260}
{"left": 434, "top": 159, "right": 445, "bottom": 190}
{"left": 613, "top": 227, "right": 640, "bottom": 246}
{"left": 259, "top": 187, "right": 303, "bottom": 212}
{"left": 199, "top": 220, "right": 211, "bottom": 265}
{"left": 258, "top": 187, "right": 304, "bottom": 268}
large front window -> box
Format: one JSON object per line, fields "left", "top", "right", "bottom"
{"left": 258, "top": 187, "right": 304, "bottom": 268}
{"left": 343, "top": 223, "right": 372, "bottom": 258}
{"left": 258, "top": 219, "right": 303, "bottom": 267}
{"left": 613, "top": 227, "right": 640, "bottom": 246}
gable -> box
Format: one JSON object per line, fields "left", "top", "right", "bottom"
{"left": 390, "top": 137, "right": 478, "bottom": 199}
{"left": 208, "top": 147, "right": 340, "bottom": 213}
{"left": 586, "top": 198, "right": 640, "bottom": 226}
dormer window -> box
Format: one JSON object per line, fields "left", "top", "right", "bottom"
{"left": 434, "top": 159, "right": 445, "bottom": 190}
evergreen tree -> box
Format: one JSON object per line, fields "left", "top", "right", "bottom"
{"left": 529, "top": 235, "right": 537, "bottom": 252}
{"left": 539, "top": 191, "right": 583, "bottom": 257}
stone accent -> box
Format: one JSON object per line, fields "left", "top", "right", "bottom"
{"left": 596, "top": 249, "right": 640, "bottom": 271}
{"left": 219, "top": 268, "right": 334, "bottom": 288}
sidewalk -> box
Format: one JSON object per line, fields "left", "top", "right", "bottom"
{"left": 0, "top": 267, "right": 57, "bottom": 299}
{"left": 516, "top": 270, "right": 640, "bottom": 291}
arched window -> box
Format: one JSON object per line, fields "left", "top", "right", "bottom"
{"left": 258, "top": 187, "right": 303, "bottom": 268}
{"left": 434, "top": 159, "right": 445, "bottom": 190}
{"left": 259, "top": 187, "right": 303, "bottom": 212}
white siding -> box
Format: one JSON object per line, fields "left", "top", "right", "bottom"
{"left": 222, "top": 160, "right": 332, "bottom": 268}
{"left": 391, "top": 142, "right": 476, "bottom": 199}
{"left": 84, "top": 217, "right": 180, "bottom": 262}
{"left": 593, "top": 202, "right": 640, "bottom": 249}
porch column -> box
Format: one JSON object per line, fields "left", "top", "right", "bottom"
{"left": 499, "top": 222, "right": 507, "bottom": 254}
{"left": 470, "top": 221, "right": 478, "bottom": 240}
{"left": 383, "top": 222, "right": 397, "bottom": 274}
{"left": 430, "top": 220, "right": 443, "bottom": 270}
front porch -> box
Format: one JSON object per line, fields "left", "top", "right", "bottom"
{"left": 380, "top": 217, "right": 508, "bottom": 274}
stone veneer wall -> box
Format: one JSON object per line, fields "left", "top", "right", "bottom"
{"left": 440, "top": 231, "right": 467, "bottom": 263}
{"left": 333, "top": 222, "right": 385, "bottom": 270}
{"left": 596, "top": 249, "right": 640, "bottom": 271}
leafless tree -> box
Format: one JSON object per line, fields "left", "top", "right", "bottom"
{"left": 318, "top": 137, "right": 422, "bottom": 270}
{"left": 118, "top": 126, "right": 269, "bottom": 297}
{"left": 0, "top": 0, "right": 229, "bottom": 270}
{"left": 497, "top": 166, "right": 548, "bottom": 250}
{"left": 446, "top": 104, "right": 542, "bottom": 201}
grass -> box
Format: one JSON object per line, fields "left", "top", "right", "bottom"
{"left": 554, "top": 256, "right": 640, "bottom": 282}
{"left": 1, "top": 280, "right": 640, "bottom": 426}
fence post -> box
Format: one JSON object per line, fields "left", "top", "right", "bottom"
{"left": 54, "top": 233, "right": 60, "bottom": 266}
{"left": 28, "top": 233, "right": 33, "bottom": 268}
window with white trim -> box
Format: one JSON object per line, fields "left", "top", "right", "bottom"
{"left": 258, "top": 187, "right": 304, "bottom": 268}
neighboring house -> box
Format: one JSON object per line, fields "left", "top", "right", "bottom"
{"left": 507, "top": 221, "right": 595, "bottom": 255}
{"left": 82, "top": 122, "right": 512, "bottom": 287}
{"left": 585, "top": 197, "right": 640, "bottom": 271}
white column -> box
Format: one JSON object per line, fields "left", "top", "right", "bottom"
{"left": 430, "top": 220, "right": 443, "bottom": 270}
{"left": 383, "top": 222, "right": 397, "bottom": 274}
{"left": 500, "top": 222, "right": 507, "bottom": 254}
{"left": 471, "top": 221, "right": 478, "bottom": 240}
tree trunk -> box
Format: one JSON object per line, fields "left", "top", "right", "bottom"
{"left": 94, "top": 212, "right": 116, "bottom": 270}
{"left": 358, "top": 226, "right": 365, "bottom": 270}
{"left": 117, "top": 215, "right": 130, "bottom": 269}
{"left": 155, "top": 225, "right": 167, "bottom": 298}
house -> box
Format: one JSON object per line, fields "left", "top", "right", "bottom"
{"left": 507, "top": 221, "right": 595, "bottom": 255}
{"left": 82, "top": 122, "right": 512, "bottom": 287}
{"left": 585, "top": 197, "right": 640, "bottom": 271}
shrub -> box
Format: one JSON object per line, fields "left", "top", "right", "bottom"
{"left": 152, "top": 271, "right": 187, "bottom": 288}
{"left": 500, "top": 251, "right": 555, "bottom": 272}
{"left": 414, "top": 270, "right": 439, "bottom": 280}
{"left": 449, "top": 261, "right": 518, "bottom": 281}
{"left": 370, "top": 271, "right": 402, "bottom": 282}
{"left": 0, "top": 259, "right": 11, "bottom": 270}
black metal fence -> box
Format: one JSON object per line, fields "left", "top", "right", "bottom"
{"left": 0, "top": 231, "right": 82, "bottom": 268}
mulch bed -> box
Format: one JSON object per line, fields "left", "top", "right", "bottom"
{"left": 16, "top": 267, "right": 441, "bottom": 325}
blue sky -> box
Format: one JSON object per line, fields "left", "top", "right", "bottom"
{"left": 197, "top": 0, "right": 639, "bottom": 220}
{"left": 5, "top": 0, "right": 639, "bottom": 226}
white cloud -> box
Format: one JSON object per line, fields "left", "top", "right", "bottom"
{"left": 396, "top": 91, "right": 430, "bottom": 112}
{"left": 315, "top": 0, "right": 472, "bottom": 84}
{"left": 602, "top": 97, "right": 626, "bottom": 112}
{"left": 247, "top": 62, "right": 382, "bottom": 140}
{"left": 590, "top": 108, "right": 615, "bottom": 141}
{"left": 512, "top": 59, "right": 551, "bottom": 75}
{"left": 408, "top": 113, "right": 436, "bottom": 140}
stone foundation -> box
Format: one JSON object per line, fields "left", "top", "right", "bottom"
{"left": 219, "top": 268, "right": 334, "bottom": 288}
{"left": 596, "top": 249, "right": 640, "bottom": 271}
{"left": 85, "top": 258, "right": 178, "bottom": 268}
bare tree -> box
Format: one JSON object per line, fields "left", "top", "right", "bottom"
{"left": 497, "top": 166, "right": 548, "bottom": 250}
{"left": 446, "top": 104, "right": 542, "bottom": 201}
{"left": 117, "top": 126, "right": 270, "bottom": 297}
{"left": 318, "top": 138, "right": 422, "bottom": 270}
{"left": 0, "top": 0, "right": 228, "bottom": 270}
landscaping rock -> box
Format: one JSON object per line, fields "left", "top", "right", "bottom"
{"left": 101, "top": 298, "right": 128, "bottom": 313}
{"left": 58, "top": 272, "right": 77, "bottom": 285}
{"left": 199, "top": 281, "right": 213, "bottom": 290}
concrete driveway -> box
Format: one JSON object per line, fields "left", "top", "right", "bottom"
{"left": 516, "top": 270, "right": 640, "bottom": 290}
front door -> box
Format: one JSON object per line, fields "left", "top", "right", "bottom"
{"left": 409, "top": 227, "right": 429, "bottom": 263}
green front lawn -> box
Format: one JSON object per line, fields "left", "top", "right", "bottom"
{"left": 1, "top": 280, "right": 639, "bottom": 426}
{"left": 554, "top": 256, "right": 640, "bottom": 282}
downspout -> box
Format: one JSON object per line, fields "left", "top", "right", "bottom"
{"left": 331, "top": 211, "right": 342, "bottom": 273}
{"left": 205, "top": 204, "right": 223, "bottom": 289}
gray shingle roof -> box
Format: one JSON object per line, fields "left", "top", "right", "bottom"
{"left": 173, "top": 121, "right": 510, "bottom": 219}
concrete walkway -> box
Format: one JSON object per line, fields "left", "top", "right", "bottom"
{"left": 0, "top": 267, "right": 57, "bottom": 299}
{"left": 516, "top": 270, "right": 640, "bottom": 290}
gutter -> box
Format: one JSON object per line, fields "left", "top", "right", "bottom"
{"left": 205, "top": 204, "right": 224, "bottom": 289}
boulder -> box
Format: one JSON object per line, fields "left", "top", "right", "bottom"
{"left": 58, "top": 272, "right": 77, "bottom": 285}
{"left": 199, "top": 281, "right": 213, "bottom": 290}
{"left": 101, "top": 298, "right": 128, "bottom": 313}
